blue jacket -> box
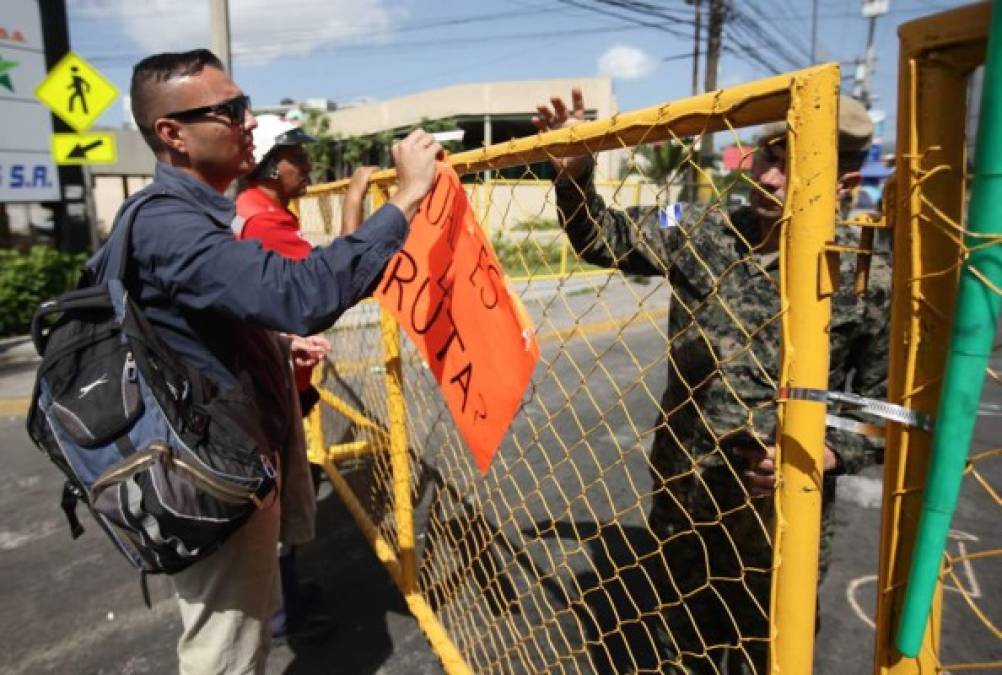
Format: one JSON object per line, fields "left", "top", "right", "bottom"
{"left": 94, "top": 162, "right": 407, "bottom": 388}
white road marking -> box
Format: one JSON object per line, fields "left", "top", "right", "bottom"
{"left": 16, "top": 475, "right": 40, "bottom": 489}
{"left": 847, "top": 574, "right": 878, "bottom": 630}
{"left": 0, "top": 520, "right": 60, "bottom": 550}
{"left": 846, "top": 530, "right": 984, "bottom": 630}
{"left": 945, "top": 529, "right": 982, "bottom": 598}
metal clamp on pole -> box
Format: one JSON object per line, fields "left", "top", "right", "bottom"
{"left": 777, "top": 387, "right": 935, "bottom": 436}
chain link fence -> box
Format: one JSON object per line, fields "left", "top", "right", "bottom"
{"left": 876, "top": 4, "right": 1002, "bottom": 672}
{"left": 297, "top": 65, "right": 846, "bottom": 673}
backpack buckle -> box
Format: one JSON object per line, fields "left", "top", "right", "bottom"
{"left": 260, "top": 454, "right": 277, "bottom": 480}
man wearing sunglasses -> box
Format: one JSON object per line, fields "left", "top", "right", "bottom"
{"left": 94, "top": 49, "right": 440, "bottom": 673}
{"left": 532, "top": 90, "right": 889, "bottom": 674}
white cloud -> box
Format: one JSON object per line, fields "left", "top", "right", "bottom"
{"left": 75, "top": 0, "right": 401, "bottom": 67}
{"left": 597, "top": 45, "right": 655, "bottom": 80}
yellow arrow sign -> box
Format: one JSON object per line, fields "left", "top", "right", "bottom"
{"left": 35, "top": 52, "right": 118, "bottom": 132}
{"left": 51, "top": 132, "right": 117, "bottom": 165}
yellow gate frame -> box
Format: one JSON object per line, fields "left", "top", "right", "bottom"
{"left": 876, "top": 3, "right": 993, "bottom": 673}
{"left": 302, "top": 63, "right": 841, "bottom": 675}
{"left": 873, "top": 2, "right": 989, "bottom": 668}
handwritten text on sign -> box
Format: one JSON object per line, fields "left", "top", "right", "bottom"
{"left": 374, "top": 164, "right": 539, "bottom": 473}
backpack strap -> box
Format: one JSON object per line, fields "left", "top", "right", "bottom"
{"left": 98, "top": 191, "right": 166, "bottom": 283}
{"left": 60, "top": 481, "right": 85, "bottom": 539}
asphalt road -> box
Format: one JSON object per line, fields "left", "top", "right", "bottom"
{"left": 2, "top": 274, "right": 999, "bottom": 674}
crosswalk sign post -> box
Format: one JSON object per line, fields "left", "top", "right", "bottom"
{"left": 35, "top": 51, "right": 117, "bottom": 133}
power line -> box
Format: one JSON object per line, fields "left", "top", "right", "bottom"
{"left": 731, "top": 3, "right": 812, "bottom": 68}
{"left": 83, "top": 22, "right": 653, "bottom": 67}
{"left": 760, "top": 0, "right": 822, "bottom": 60}
{"left": 555, "top": 0, "right": 695, "bottom": 40}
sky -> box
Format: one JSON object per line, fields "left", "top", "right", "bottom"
{"left": 66, "top": 0, "right": 969, "bottom": 147}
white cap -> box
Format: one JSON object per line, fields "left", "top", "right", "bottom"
{"left": 251, "top": 114, "right": 316, "bottom": 168}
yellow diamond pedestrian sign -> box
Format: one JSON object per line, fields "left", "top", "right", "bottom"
{"left": 51, "top": 132, "right": 117, "bottom": 165}
{"left": 35, "top": 52, "right": 118, "bottom": 133}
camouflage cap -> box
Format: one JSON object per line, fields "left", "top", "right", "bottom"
{"left": 759, "top": 95, "right": 873, "bottom": 153}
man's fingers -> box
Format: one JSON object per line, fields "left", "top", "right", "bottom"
{"left": 743, "top": 470, "right": 776, "bottom": 496}
{"left": 530, "top": 115, "right": 546, "bottom": 131}
{"left": 409, "top": 129, "right": 433, "bottom": 148}
{"left": 735, "top": 446, "right": 765, "bottom": 463}
{"left": 399, "top": 128, "right": 430, "bottom": 149}
{"left": 551, "top": 96, "right": 568, "bottom": 123}
{"left": 305, "top": 335, "right": 331, "bottom": 353}
{"left": 536, "top": 104, "right": 555, "bottom": 126}
{"left": 571, "top": 87, "right": 586, "bottom": 119}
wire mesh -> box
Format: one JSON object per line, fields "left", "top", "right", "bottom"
{"left": 891, "top": 82, "right": 1002, "bottom": 675}
{"left": 888, "top": 158, "right": 1002, "bottom": 672}
{"left": 874, "top": 5, "right": 1002, "bottom": 672}
{"left": 296, "top": 68, "right": 847, "bottom": 674}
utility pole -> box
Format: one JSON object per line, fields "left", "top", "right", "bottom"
{"left": 854, "top": 0, "right": 890, "bottom": 109}
{"left": 703, "top": 0, "right": 725, "bottom": 95}
{"left": 209, "top": 0, "right": 236, "bottom": 197}
{"left": 209, "top": 0, "right": 232, "bottom": 74}
{"left": 854, "top": 15, "right": 878, "bottom": 107}
{"left": 689, "top": 0, "right": 702, "bottom": 96}
{"left": 700, "top": 0, "right": 726, "bottom": 173}
{"left": 811, "top": 0, "right": 819, "bottom": 63}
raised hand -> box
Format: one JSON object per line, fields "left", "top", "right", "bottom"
{"left": 390, "top": 129, "right": 443, "bottom": 220}
{"left": 530, "top": 88, "right": 590, "bottom": 180}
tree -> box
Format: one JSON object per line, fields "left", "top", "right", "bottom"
{"left": 620, "top": 141, "right": 687, "bottom": 182}
{"left": 302, "top": 112, "right": 465, "bottom": 183}
{"left": 301, "top": 109, "right": 339, "bottom": 183}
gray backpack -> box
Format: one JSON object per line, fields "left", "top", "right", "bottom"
{"left": 26, "top": 194, "right": 277, "bottom": 591}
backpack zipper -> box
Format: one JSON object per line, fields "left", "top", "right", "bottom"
{"left": 91, "top": 442, "right": 264, "bottom": 507}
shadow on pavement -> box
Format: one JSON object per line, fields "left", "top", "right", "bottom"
{"left": 536, "top": 520, "right": 665, "bottom": 674}
{"left": 279, "top": 485, "right": 411, "bottom": 675}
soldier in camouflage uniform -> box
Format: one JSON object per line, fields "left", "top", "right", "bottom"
{"left": 533, "top": 91, "right": 890, "bottom": 673}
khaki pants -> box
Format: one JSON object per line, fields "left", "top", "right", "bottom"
{"left": 172, "top": 498, "right": 281, "bottom": 675}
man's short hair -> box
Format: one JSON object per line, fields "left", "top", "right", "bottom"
{"left": 130, "top": 49, "right": 224, "bottom": 152}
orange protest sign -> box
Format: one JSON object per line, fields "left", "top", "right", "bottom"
{"left": 374, "top": 164, "right": 539, "bottom": 474}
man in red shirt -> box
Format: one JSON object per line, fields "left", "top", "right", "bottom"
{"left": 236, "top": 114, "right": 315, "bottom": 259}
{"left": 235, "top": 113, "right": 377, "bottom": 643}
{"left": 236, "top": 115, "right": 376, "bottom": 389}
{"left": 236, "top": 114, "right": 375, "bottom": 258}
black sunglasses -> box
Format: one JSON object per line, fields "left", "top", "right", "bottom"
{"left": 164, "top": 94, "right": 251, "bottom": 125}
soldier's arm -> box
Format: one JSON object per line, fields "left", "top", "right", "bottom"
{"left": 824, "top": 264, "right": 892, "bottom": 474}
{"left": 554, "top": 157, "right": 684, "bottom": 276}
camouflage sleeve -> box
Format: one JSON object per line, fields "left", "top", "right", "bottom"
{"left": 554, "top": 158, "right": 683, "bottom": 276}
{"left": 825, "top": 259, "right": 892, "bottom": 474}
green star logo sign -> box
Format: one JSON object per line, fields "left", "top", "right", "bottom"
{"left": 0, "top": 55, "right": 17, "bottom": 93}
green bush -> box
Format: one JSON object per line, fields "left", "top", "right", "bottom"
{"left": 512, "top": 217, "right": 560, "bottom": 232}
{"left": 0, "top": 246, "right": 87, "bottom": 337}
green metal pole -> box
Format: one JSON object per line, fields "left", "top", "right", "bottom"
{"left": 896, "top": 0, "right": 1002, "bottom": 657}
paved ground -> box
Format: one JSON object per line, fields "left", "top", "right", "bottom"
{"left": 2, "top": 275, "right": 999, "bottom": 674}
